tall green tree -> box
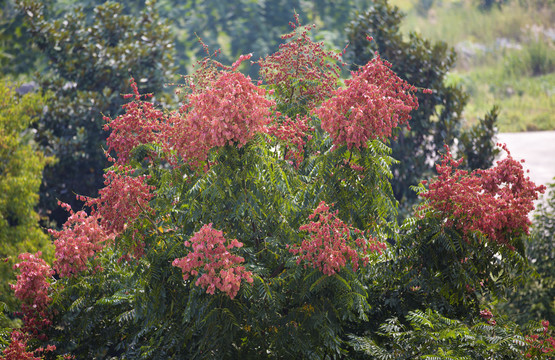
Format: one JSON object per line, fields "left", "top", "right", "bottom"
{"left": 17, "top": 0, "right": 175, "bottom": 226}
{"left": 0, "top": 80, "right": 53, "bottom": 310}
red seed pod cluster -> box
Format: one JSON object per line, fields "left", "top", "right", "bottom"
{"left": 166, "top": 71, "right": 275, "bottom": 167}
{"left": 314, "top": 55, "right": 418, "bottom": 150}
{"left": 479, "top": 309, "right": 496, "bottom": 326}
{"left": 49, "top": 203, "right": 114, "bottom": 278}
{"left": 172, "top": 224, "right": 254, "bottom": 299}
{"left": 258, "top": 13, "right": 344, "bottom": 107}
{"left": 524, "top": 321, "right": 555, "bottom": 358}
{"left": 289, "top": 201, "right": 386, "bottom": 276}
{"left": 1, "top": 330, "right": 57, "bottom": 360}
{"left": 11, "top": 252, "right": 53, "bottom": 311}
{"left": 84, "top": 166, "right": 155, "bottom": 235}
{"left": 104, "top": 77, "right": 164, "bottom": 165}
{"left": 418, "top": 144, "right": 546, "bottom": 249}
{"left": 266, "top": 114, "right": 314, "bottom": 168}
{"left": 11, "top": 252, "right": 54, "bottom": 337}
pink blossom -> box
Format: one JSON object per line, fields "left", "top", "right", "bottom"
{"left": 258, "top": 13, "right": 344, "bottom": 107}
{"left": 172, "top": 224, "right": 253, "bottom": 299}
{"left": 166, "top": 71, "right": 274, "bottom": 167}
{"left": 11, "top": 252, "right": 53, "bottom": 313}
{"left": 49, "top": 203, "right": 114, "bottom": 278}
{"left": 11, "top": 253, "right": 54, "bottom": 335}
{"left": 2, "top": 331, "right": 42, "bottom": 360}
{"left": 266, "top": 114, "right": 314, "bottom": 168}
{"left": 104, "top": 77, "right": 165, "bottom": 165}
{"left": 418, "top": 144, "right": 546, "bottom": 249}
{"left": 83, "top": 166, "right": 155, "bottom": 235}
{"left": 314, "top": 55, "right": 418, "bottom": 149}
{"left": 289, "top": 201, "right": 386, "bottom": 275}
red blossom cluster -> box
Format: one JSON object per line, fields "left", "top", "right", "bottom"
{"left": 172, "top": 224, "right": 254, "bottom": 299}
{"left": 525, "top": 321, "right": 555, "bottom": 358}
{"left": 167, "top": 71, "right": 274, "bottom": 166}
{"left": 10, "top": 252, "right": 54, "bottom": 336}
{"left": 84, "top": 166, "right": 155, "bottom": 234}
{"left": 104, "top": 77, "right": 165, "bottom": 165}
{"left": 314, "top": 55, "right": 418, "bottom": 149}
{"left": 49, "top": 202, "right": 115, "bottom": 278}
{"left": 266, "top": 114, "right": 313, "bottom": 168}
{"left": 289, "top": 201, "right": 386, "bottom": 276}
{"left": 479, "top": 308, "right": 496, "bottom": 325}
{"left": 418, "top": 145, "right": 546, "bottom": 249}
{"left": 1, "top": 331, "right": 55, "bottom": 360}
{"left": 106, "top": 51, "right": 275, "bottom": 170}
{"left": 50, "top": 168, "right": 155, "bottom": 278}
{"left": 258, "top": 13, "right": 344, "bottom": 107}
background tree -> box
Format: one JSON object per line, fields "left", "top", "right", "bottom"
{"left": 0, "top": 0, "right": 45, "bottom": 76}
{"left": 0, "top": 80, "right": 53, "bottom": 312}
{"left": 16, "top": 0, "right": 175, "bottom": 226}
{"left": 345, "top": 0, "right": 498, "bottom": 215}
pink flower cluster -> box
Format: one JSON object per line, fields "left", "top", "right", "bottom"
{"left": 104, "top": 77, "right": 165, "bottom": 165}
{"left": 168, "top": 71, "right": 274, "bottom": 166}
{"left": 314, "top": 55, "right": 418, "bottom": 149}
{"left": 1, "top": 331, "right": 53, "bottom": 360}
{"left": 105, "top": 52, "right": 275, "bottom": 170}
{"left": 49, "top": 202, "right": 115, "bottom": 278}
{"left": 524, "top": 321, "right": 554, "bottom": 358}
{"left": 84, "top": 166, "right": 155, "bottom": 234}
{"left": 419, "top": 145, "right": 546, "bottom": 249}
{"left": 11, "top": 252, "right": 53, "bottom": 314}
{"left": 172, "top": 224, "right": 254, "bottom": 299}
{"left": 258, "top": 13, "right": 344, "bottom": 107}
{"left": 266, "top": 114, "right": 313, "bottom": 168}
{"left": 289, "top": 201, "right": 386, "bottom": 276}
{"left": 479, "top": 308, "right": 496, "bottom": 325}
{"left": 11, "top": 252, "right": 54, "bottom": 336}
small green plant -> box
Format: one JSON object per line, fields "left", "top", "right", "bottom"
{"left": 504, "top": 40, "right": 555, "bottom": 77}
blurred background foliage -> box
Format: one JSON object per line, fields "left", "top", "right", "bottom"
{"left": 0, "top": 80, "right": 54, "bottom": 312}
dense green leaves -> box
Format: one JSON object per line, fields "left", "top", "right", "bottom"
{"left": 0, "top": 80, "right": 53, "bottom": 310}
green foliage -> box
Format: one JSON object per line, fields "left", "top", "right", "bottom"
{"left": 349, "top": 309, "right": 534, "bottom": 359}
{"left": 361, "top": 211, "right": 529, "bottom": 332}
{"left": 497, "top": 182, "right": 555, "bottom": 325}
{"left": 458, "top": 106, "right": 500, "bottom": 171}
{"left": 504, "top": 39, "right": 555, "bottom": 78}
{"left": 0, "top": 80, "right": 53, "bottom": 310}
{"left": 16, "top": 0, "right": 175, "bottom": 226}
{"left": 398, "top": 0, "right": 554, "bottom": 132}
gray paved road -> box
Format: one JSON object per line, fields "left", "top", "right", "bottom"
{"left": 497, "top": 131, "right": 555, "bottom": 188}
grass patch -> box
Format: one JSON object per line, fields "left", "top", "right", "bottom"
{"left": 451, "top": 68, "right": 555, "bottom": 132}
{"left": 388, "top": 0, "right": 554, "bottom": 132}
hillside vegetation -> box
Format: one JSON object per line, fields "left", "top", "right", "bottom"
{"left": 392, "top": 0, "right": 554, "bottom": 132}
